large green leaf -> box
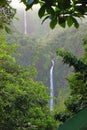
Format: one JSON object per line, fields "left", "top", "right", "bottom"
{"left": 58, "top": 107, "right": 87, "bottom": 130}
{"left": 67, "top": 16, "right": 73, "bottom": 27}
{"left": 72, "top": 17, "right": 79, "bottom": 28}
{"left": 38, "top": 5, "right": 45, "bottom": 18}
{"left": 58, "top": 17, "right": 66, "bottom": 28}
{"left": 46, "top": 6, "right": 54, "bottom": 15}
{"left": 50, "top": 18, "right": 57, "bottom": 29}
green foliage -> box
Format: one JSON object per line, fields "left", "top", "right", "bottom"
{"left": 56, "top": 48, "right": 87, "bottom": 73}
{"left": 56, "top": 39, "right": 87, "bottom": 124}
{"left": 0, "top": 33, "right": 57, "bottom": 130}
{"left": 21, "top": 0, "right": 87, "bottom": 29}
{"left": 0, "top": 0, "right": 16, "bottom": 32}
{"left": 58, "top": 107, "right": 87, "bottom": 130}
{"left": 54, "top": 87, "right": 70, "bottom": 113}
{"left": 1, "top": 0, "right": 87, "bottom": 31}
{"left": 7, "top": 23, "right": 87, "bottom": 106}
{"left": 50, "top": 18, "right": 57, "bottom": 29}
{"left": 0, "top": 0, "right": 87, "bottom": 33}
{"left": 38, "top": 5, "right": 45, "bottom": 18}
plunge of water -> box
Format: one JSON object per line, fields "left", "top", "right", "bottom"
{"left": 24, "top": 9, "right": 27, "bottom": 35}
{"left": 50, "top": 59, "right": 54, "bottom": 111}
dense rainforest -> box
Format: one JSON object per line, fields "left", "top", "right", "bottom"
{"left": 0, "top": 0, "right": 87, "bottom": 129}
{"left": 8, "top": 9, "right": 87, "bottom": 105}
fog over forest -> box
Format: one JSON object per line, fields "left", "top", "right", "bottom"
{"left": 10, "top": 0, "right": 87, "bottom": 102}
{"left": 1, "top": 0, "right": 87, "bottom": 129}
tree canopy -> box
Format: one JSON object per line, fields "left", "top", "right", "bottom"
{"left": 55, "top": 39, "right": 87, "bottom": 125}
{"left": 0, "top": 0, "right": 16, "bottom": 32}
{"left": 0, "top": 0, "right": 87, "bottom": 30}
{"left": 0, "top": 33, "right": 57, "bottom": 130}
{"left": 21, "top": 0, "right": 87, "bottom": 29}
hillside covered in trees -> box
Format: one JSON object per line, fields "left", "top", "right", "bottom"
{"left": 8, "top": 13, "right": 87, "bottom": 107}
{"left": 0, "top": 0, "right": 87, "bottom": 129}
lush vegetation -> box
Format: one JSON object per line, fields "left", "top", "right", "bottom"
{"left": 0, "top": 0, "right": 16, "bottom": 32}
{"left": 0, "top": 33, "right": 57, "bottom": 130}
{"left": 1, "top": 1, "right": 87, "bottom": 130}
{"left": 9, "top": 20, "right": 87, "bottom": 97}
{"left": 1, "top": 0, "right": 87, "bottom": 30}
{"left": 58, "top": 107, "right": 87, "bottom": 130}
{"left": 55, "top": 39, "right": 87, "bottom": 125}
{"left": 18, "top": 0, "right": 87, "bottom": 29}
{"left": 6, "top": 16, "right": 87, "bottom": 113}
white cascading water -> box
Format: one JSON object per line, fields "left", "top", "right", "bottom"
{"left": 50, "top": 59, "right": 54, "bottom": 111}
{"left": 24, "top": 9, "right": 27, "bottom": 35}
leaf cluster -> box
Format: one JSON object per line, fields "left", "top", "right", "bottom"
{"left": 0, "top": 0, "right": 16, "bottom": 32}
{"left": 21, "top": 0, "right": 87, "bottom": 29}
{"left": 56, "top": 48, "right": 87, "bottom": 73}
{"left": 56, "top": 39, "right": 87, "bottom": 122}
{"left": 0, "top": 33, "right": 57, "bottom": 130}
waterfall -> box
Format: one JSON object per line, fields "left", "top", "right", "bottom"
{"left": 50, "top": 59, "right": 54, "bottom": 111}
{"left": 24, "top": 9, "right": 27, "bottom": 35}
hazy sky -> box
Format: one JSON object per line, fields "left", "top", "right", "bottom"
{"left": 11, "top": 0, "right": 39, "bottom": 9}
{"left": 11, "top": 0, "right": 24, "bottom": 8}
